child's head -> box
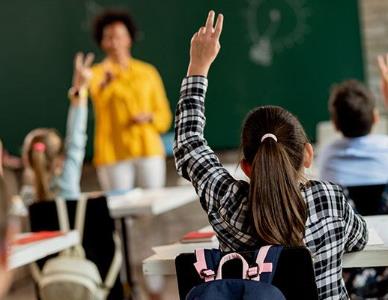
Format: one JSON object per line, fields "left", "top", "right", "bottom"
{"left": 22, "top": 128, "right": 64, "bottom": 200}
{"left": 329, "top": 80, "right": 377, "bottom": 138}
{"left": 240, "top": 106, "right": 313, "bottom": 246}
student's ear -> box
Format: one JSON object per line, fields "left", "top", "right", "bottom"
{"left": 303, "top": 143, "right": 314, "bottom": 168}
{"left": 373, "top": 108, "right": 380, "bottom": 125}
{"left": 240, "top": 159, "right": 252, "bottom": 178}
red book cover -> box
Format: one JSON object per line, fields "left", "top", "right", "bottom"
{"left": 12, "top": 231, "right": 64, "bottom": 246}
{"left": 181, "top": 231, "right": 216, "bottom": 243}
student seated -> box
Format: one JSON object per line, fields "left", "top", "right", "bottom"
{"left": 21, "top": 53, "right": 93, "bottom": 202}
{"left": 317, "top": 78, "right": 388, "bottom": 187}
{"left": 173, "top": 11, "right": 368, "bottom": 299}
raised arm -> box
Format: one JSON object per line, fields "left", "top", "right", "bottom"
{"left": 174, "top": 12, "right": 246, "bottom": 214}
{"left": 58, "top": 52, "right": 94, "bottom": 199}
{"left": 186, "top": 10, "right": 223, "bottom": 77}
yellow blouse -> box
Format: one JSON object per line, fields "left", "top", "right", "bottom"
{"left": 89, "top": 58, "right": 172, "bottom": 166}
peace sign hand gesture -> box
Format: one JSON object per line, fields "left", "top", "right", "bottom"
{"left": 187, "top": 11, "right": 224, "bottom": 77}
{"left": 377, "top": 54, "right": 388, "bottom": 107}
{"left": 72, "top": 52, "right": 95, "bottom": 90}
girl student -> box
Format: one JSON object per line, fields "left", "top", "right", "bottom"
{"left": 22, "top": 52, "right": 94, "bottom": 202}
{"left": 173, "top": 11, "right": 368, "bottom": 299}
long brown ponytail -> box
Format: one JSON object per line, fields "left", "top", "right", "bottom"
{"left": 31, "top": 145, "right": 51, "bottom": 200}
{"left": 242, "top": 106, "right": 308, "bottom": 246}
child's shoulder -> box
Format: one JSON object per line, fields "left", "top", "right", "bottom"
{"left": 367, "top": 134, "right": 388, "bottom": 146}
{"left": 302, "top": 180, "right": 345, "bottom": 201}
{"left": 304, "top": 179, "right": 343, "bottom": 189}
{"left": 302, "top": 180, "right": 347, "bottom": 219}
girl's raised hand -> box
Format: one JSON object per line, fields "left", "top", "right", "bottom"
{"left": 72, "top": 52, "right": 94, "bottom": 90}
{"left": 377, "top": 54, "right": 388, "bottom": 107}
{"left": 187, "top": 11, "right": 224, "bottom": 77}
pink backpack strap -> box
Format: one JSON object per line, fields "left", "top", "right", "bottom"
{"left": 193, "top": 248, "right": 215, "bottom": 282}
{"left": 248, "top": 245, "right": 274, "bottom": 281}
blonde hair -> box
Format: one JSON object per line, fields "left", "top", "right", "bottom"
{"left": 23, "top": 129, "right": 64, "bottom": 201}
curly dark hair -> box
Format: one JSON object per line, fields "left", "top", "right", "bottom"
{"left": 93, "top": 10, "right": 137, "bottom": 46}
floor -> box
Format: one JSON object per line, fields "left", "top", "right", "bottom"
{"left": 4, "top": 150, "right": 240, "bottom": 300}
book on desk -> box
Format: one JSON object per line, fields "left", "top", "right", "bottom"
{"left": 181, "top": 231, "right": 217, "bottom": 243}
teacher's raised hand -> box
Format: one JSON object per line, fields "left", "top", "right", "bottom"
{"left": 187, "top": 10, "right": 224, "bottom": 77}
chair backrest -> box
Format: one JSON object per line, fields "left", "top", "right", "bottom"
{"left": 175, "top": 247, "right": 318, "bottom": 300}
{"left": 344, "top": 184, "right": 387, "bottom": 215}
{"left": 28, "top": 196, "right": 123, "bottom": 300}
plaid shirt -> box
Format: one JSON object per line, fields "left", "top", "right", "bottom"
{"left": 174, "top": 76, "right": 368, "bottom": 300}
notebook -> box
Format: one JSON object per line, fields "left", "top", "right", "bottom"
{"left": 181, "top": 231, "right": 217, "bottom": 243}
{"left": 12, "top": 231, "right": 64, "bottom": 246}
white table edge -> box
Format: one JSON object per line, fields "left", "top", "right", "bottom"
{"left": 9, "top": 230, "right": 80, "bottom": 270}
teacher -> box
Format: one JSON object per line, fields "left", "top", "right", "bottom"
{"left": 89, "top": 10, "right": 172, "bottom": 192}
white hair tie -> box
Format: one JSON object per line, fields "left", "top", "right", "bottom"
{"left": 261, "top": 133, "right": 278, "bottom": 143}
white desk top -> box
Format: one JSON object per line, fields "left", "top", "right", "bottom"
{"left": 343, "top": 215, "right": 388, "bottom": 268}
{"left": 108, "top": 185, "right": 198, "bottom": 219}
{"left": 9, "top": 231, "right": 80, "bottom": 270}
{"left": 142, "top": 215, "right": 388, "bottom": 275}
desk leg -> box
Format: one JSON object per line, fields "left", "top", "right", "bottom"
{"left": 120, "top": 217, "right": 135, "bottom": 300}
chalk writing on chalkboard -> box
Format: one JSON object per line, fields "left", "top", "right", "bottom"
{"left": 245, "top": 0, "right": 311, "bottom": 66}
{"left": 81, "top": 0, "right": 103, "bottom": 32}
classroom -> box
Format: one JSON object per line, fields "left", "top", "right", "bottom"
{"left": 1, "top": 0, "right": 388, "bottom": 299}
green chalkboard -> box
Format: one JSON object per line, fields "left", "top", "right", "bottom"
{"left": 0, "top": 0, "right": 364, "bottom": 158}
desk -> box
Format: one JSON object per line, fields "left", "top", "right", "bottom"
{"left": 11, "top": 186, "right": 199, "bottom": 299}
{"left": 107, "top": 186, "right": 198, "bottom": 298}
{"left": 108, "top": 186, "right": 198, "bottom": 218}
{"left": 142, "top": 216, "right": 388, "bottom": 275}
{"left": 343, "top": 215, "right": 388, "bottom": 268}
{"left": 9, "top": 230, "right": 79, "bottom": 270}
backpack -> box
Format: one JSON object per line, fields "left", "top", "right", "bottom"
{"left": 30, "top": 196, "right": 122, "bottom": 300}
{"left": 186, "top": 246, "right": 286, "bottom": 300}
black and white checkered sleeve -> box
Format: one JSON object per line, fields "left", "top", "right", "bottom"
{"left": 342, "top": 194, "right": 368, "bottom": 251}
{"left": 173, "top": 76, "right": 239, "bottom": 214}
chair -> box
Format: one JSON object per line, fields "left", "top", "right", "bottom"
{"left": 28, "top": 195, "right": 123, "bottom": 300}
{"left": 175, "top": 247, "right": 318, "bottom": 300}
{"left": 344, "top": 184, "right": 387, "bottom": 215}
